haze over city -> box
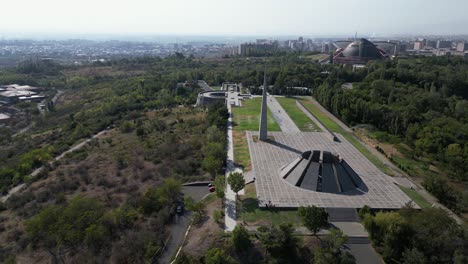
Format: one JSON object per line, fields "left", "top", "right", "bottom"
{"left": 1, "top": 0, "right": 468, "bottom": 38}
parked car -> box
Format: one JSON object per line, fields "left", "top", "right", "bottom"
{"left": 176, "top": 203, "right": 184, "bottom": 215}
{"left": 209, "top": 186, "right": 216, "bottom": 193}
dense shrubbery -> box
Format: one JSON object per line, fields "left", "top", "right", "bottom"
{"left": 363, "top": 207, "right": 467, "bottom": 264}
{"left": 0, "top": 147, "right": 53, "bottom": 194}
{"left": 24, "top": 177, "right": 183, "bottom": 262}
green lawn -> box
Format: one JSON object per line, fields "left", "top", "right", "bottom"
{"left": 232, "top": 98, "right": 281, "bottom": 131}
{"left": 306, "top": 54, "right": 329, "bottom": 61}
{"left": 399, "top": 186, "right": 432, "bottom": 208}
{"left": 276, "top": 97, "right": 320, "bottom": 132}
{"left": 298, "top": 97, "right": 394, "bottom": 175}
{"left": 233, "top": 131, "right": 251, "bottom": 171}
{"left": 239, "top": 185, "right": 302, "bottom": 226}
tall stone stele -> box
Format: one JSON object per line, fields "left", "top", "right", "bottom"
{"left": 258, "top": 71, "right": 268, "bottom": 141}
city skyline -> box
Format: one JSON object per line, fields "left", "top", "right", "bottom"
{"left": 2, "top": 0, "right": 468, "bottom": 37}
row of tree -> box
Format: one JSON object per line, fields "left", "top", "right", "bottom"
{"left": 313, "top": 57, "right": 468, "bottom": 212}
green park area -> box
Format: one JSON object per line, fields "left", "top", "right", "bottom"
{"left": 276, "top": 97, "right": 320, "bottom": 132}
{"left": 233, "top": 131, "right": 251, "bottom": 171}
{"left": 399, "top": 186, "right": 432, "bottom": 208}
{"left": 305, "top": 54, "right": 329, "bottom": 61}
{"left": 231, "top": 98, "right": 280, "bottom": 171}
{"left": 238, "top": 184, "right": 302, "bottom": 226}
{"left": 231, "top": 98, "right": 280, "bottom": 131}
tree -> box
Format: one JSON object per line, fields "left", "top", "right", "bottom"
{"left": 174, "top": 252, "right": 198, "bottom": 264}
{"left": 314, "top": 229, "right": 355, "bottom": 264}
{"left": 227, "top": 172, "right": 245, "bottom": 197}
{"left": 402, "top": 248, "right": 426, "bottom": 264}
{"left": 256, "top": 223, "right": 297, "bottom": 258}
{"left": 202, "top": 156, "right": 223, "bottom": 178}
{"left": 26, "top": 196, "right": 107, "bottom": 260}
{"left": 205, "top": 248, "right": 237, "bottom": 264}
{"left": 232, "top": 224, "right": 251, "bottom": 252}
{"left": 298, "top": 206, "right": 329, "bottom": 235}
{"left": 184, "top": 196, "right": 206, "bottom": 225}
{"left": 358, "top": 205, "right": 371, "bottom": 220}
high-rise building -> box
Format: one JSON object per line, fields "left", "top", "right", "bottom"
{"left": 321, "top": 43, "right": 330, "bottom": 53}
{"left": 238, "top": 42, "right": 278, "bottom": 56}
{"left": 437, "top": 40, "right": 452, "bottom": 49}
{"left": 413, "top": 41, "right": 424, "bottom": 50}
{"left": 425, "top": 40, "right": 437, "bottom": 49}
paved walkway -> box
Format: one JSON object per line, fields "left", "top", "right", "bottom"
{"left": 268, "top": 95, "right": 300, "bottom": 133}
{"left": 224, "top": 103, "right": 242, "bottom": 232}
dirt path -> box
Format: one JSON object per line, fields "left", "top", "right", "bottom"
{"left": 1, "top": 129, "right": 110, "bottom": 203}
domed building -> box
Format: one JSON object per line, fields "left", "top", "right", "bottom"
{"left": 332, "top": 38, "right": 390, "bottom": 65}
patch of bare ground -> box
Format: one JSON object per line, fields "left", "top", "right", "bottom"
{"left": 182, "top": 197, "right": 224, "bottom": 259}
{"left": 354, "top": 128, "right": 400, "bottom": 158}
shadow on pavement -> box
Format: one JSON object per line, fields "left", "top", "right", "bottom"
{"left": 265, "top": 139, "right": 302, "bottom": 155}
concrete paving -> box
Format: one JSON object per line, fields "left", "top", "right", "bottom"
{"left": 224, "top": 103, "right": 241, "bottom": 232}
{"left": 332, "top": 222, "right": 368, "bottom": 237}
{"left": 343, "top": 244, "right": 383, "bottom": 264}
{"left": 246, "top": 131, "right": 414, "bottom": 209}
{"left": 227, "top": 90, "right": 242, "bottom": 107}
{"left": 268, "top": 95, "right": 301, "bottom": 133}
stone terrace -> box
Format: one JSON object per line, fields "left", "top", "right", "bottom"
{"left": 246, "top": 131, "right": 414, "bottom": 209}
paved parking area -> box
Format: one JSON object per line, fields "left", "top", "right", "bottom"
{"left": 246, "top": 131, "right": 413, "bottom": 209}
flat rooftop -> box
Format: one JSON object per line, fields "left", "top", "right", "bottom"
{"left": 247, "top": 131, "right": 414, "bottom": 209}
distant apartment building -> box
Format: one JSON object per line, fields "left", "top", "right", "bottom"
{"left": 456, "top": 42, "right": 468, "bottom": 52}
{"left": 321, "top": 43, "right": 330, "bottom": 53}
{"left": 425, "top": 40, "right": 437, "bottom": 49}
{"left": 238, "top": 41, "right": 278, "bottom": 56}
{"left": 437, "top": 40, "right": 452, "bottom": 49}
{"left": 413, "top": 41, "right": 424, "bottom": 50}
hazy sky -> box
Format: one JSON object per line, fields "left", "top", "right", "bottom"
{"left": 1, "top": 0, "right": 467, "bottom": 36}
